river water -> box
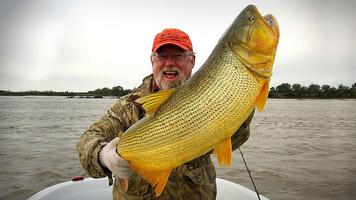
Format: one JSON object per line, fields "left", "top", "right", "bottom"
{"left": 0, "top": 97, "right": 355, "bottom": 200}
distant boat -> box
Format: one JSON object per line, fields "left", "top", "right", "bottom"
{"left": 76, "top": 96, "right": 103, "bottom": 99}
{"left": 27, "top": 177, "right": 269, "bottom": 200}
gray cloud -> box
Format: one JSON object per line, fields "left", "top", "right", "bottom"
{"left": 0, "top": 0, "right": 355, "bottom": 91}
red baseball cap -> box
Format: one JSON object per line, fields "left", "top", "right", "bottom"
{"left": 152, "top": 28, "right": 193, "bottom": 52}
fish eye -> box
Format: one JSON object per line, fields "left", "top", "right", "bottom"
{"left": 249, "top": 16, "right": 255, "bottom": 22}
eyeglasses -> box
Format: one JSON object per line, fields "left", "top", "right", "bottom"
{"left": 152, "top": 51, "right": 195, "bottom": 63}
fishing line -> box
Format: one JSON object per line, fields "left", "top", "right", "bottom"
{"left": 239, "top": 148, "right": 261, "bottom": 200}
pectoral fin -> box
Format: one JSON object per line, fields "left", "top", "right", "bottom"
{"left": 213, "top": 138, "right": 232, "bottom": 166}
{"left": 131, "top": 163, "right": 171, "bottom": 196}
{"left": 136, "top": 89, "right": 176, "bottom": 116}
{"left": 255, "top": 81, "right": 269, "bottom": 112}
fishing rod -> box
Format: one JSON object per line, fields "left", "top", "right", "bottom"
{"left": 238, "top": 148, "right": 261, "bottom": 200}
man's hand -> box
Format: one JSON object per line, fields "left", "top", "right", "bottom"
{"left": 99, "top": 137, "right": 132, "bottom": 179}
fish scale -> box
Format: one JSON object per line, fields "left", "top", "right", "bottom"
{"left": 117, "top": 4, "right": 279, "bottom": 196}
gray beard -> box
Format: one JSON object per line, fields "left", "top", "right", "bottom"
{"left": 159, "top": 79, "right": 185, "bottom": 90}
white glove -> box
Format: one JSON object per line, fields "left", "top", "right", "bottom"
{"left": 99, "top": 137, "right": 132, "bottom": 179}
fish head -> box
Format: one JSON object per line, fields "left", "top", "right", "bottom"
{"left": 225, "top": 5, "right": 280, "bottom": 79}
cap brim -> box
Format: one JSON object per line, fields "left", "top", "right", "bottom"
{"left": 152, "top": 41, "right": 189, "bottom": 52}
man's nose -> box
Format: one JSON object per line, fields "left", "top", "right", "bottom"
{"left": 165, "top": 55, "right": 176, "bottom": 65}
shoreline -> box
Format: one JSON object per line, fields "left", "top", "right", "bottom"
{"left": 0, "top": 95, "right": 355, "bottom": 100}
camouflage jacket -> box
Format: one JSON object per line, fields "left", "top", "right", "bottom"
{"left": 76, "top": 74, "right": 254, "bottom": 200}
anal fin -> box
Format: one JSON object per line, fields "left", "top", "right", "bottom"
{"left": 119, "top": 178, "right": 128, "bottom": 192}
{"left": 213, "top": 138, "right": 232, "bottom": 166}
{"left": 131, "top": 163, "right": 171, "bottom": 196}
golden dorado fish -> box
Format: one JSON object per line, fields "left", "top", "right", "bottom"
{"left": 117, "top": 4, "right": 279, "bottom": 196}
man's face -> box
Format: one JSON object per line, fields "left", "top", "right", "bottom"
{"left": 151, "top": 45, "right": 195, "bottom": 90}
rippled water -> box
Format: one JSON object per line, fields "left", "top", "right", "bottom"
{"left": 0, "top": 97, "right": 355, "bottom": 200}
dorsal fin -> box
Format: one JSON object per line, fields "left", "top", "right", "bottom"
{"left": 213, "top": 138, "right": 232, "bottom": 166}
{"left": 130, "top": 162, "right": 172, "bottom": 196}
{"left": 255, "top": 81, "right": 269, "bottom": 112}
{"left": 136, "top": 89, "right": 176, "bottom": 116}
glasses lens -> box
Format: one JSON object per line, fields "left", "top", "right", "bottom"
{"left": 173, "top": 52, "right": 186, "bottom": 62}
{"left": 153, "top": 51, "right": 193, "bottom": 63}
{"left": 154, "top": 52, "right": 168, "bottom": 61}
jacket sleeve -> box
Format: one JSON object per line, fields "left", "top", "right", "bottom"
{"left": 231, "top": 109, "right": 255, "bottom": 151}
{"left": 76, "top": 97, "right": 139, "bottom": 178}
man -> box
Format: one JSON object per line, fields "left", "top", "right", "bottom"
{"left": 76, "top": 28, "right": 254, "bottom": 200}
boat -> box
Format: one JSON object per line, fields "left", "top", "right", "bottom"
{"left": 28, "top": 177, "right": 270, "bottom": 200}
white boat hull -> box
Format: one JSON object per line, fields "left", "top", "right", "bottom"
{"left": 28, "top": 177, "right": 270, "bottom": 200}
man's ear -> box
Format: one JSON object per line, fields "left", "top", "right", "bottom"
{"left": 191, "top": 55, "right": 196, "bottom": 68}
{"left": 150, "top": 54, "right": 154, "bottom": 65}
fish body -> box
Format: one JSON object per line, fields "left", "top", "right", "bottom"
{"left": 118, "top": 4, "right": 279, "bottom": 196}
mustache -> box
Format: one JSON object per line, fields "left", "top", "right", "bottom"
{"left": 159, "top": 66, "right": 181, "bottom": 74}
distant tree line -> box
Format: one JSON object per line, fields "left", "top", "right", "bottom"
{"left": 269, "top": 83, "right": 356, "bottom": 98}
{"left": 87, "top": 86, "right": 132, "bottom": 97}
{"left": 0, "top": 90, "right": 77, "bottom": 96}
{"left": 1, "top": 83, "right": 355, "bottom": 98}
{"left": 0, "top": 85, "right": 133, "bottom": 97}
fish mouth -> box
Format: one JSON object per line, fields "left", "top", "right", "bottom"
{"left": 263, "top": 14, "right": 279, "bottom": 38}
{"left": 247, "top": 15, "right": 279, "bottom": 55}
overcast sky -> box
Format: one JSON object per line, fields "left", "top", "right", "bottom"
{"left": 0, "top": 0, "right": 355, "bottom": 92}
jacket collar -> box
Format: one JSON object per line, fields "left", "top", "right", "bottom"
{"left": 129, "top": 74, "right": 155, "bottom": 102}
